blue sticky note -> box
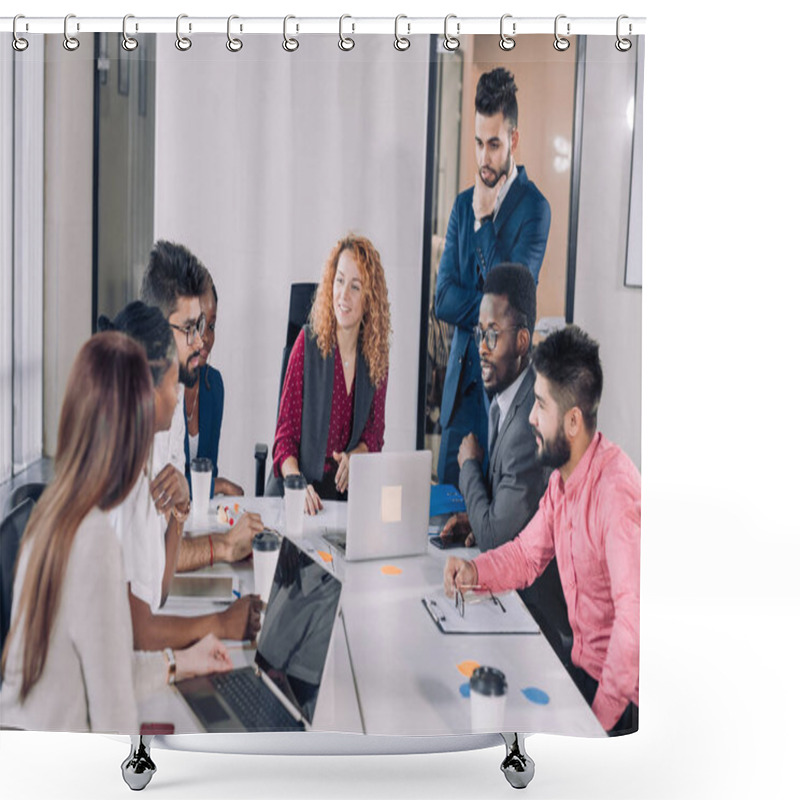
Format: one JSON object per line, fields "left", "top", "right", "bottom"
{"left": 522, "top": 687, "right": 550, "bottom": 705}
{"left": 459, "top": 682, "right": 471, "bottom": 698}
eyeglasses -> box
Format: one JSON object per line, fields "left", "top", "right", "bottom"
{"left": 169, "top": 313, "right": 206, "bottom": 346}
{"left": 453, "top": 588, "right": 506, "bottom": 619}
{"left": 473, "top": 325, "right": 522, "bottom": 352}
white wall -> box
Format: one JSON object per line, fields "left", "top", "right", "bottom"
{"left": 42, "top": 37, "right": 95, "bottom": 456}
{"left": 573, "top": 37, "right": 642, "bottom": 469}
{"left": 152, "top": 34, "right": 430, "bottom": 491}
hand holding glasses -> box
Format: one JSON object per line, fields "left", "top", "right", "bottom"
{"left": 454, "top": 586, "right": 507, "bottom": 618}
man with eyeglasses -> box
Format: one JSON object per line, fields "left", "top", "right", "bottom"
{"left": 434, "top": 67, "right": 551, "bottom": 486}
{"left": 437, "top": 265, "right": 570, "bottom": 663}
{"left": 141, "top": 240, "right": 263, "bottom": 572}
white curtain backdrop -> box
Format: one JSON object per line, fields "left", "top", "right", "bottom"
{"left": 152, "top": 34, "right": 430, "bottom": 490}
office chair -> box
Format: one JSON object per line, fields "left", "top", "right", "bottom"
{"left": 4, "top": 481, "right": 47, "bottom": 517}
{"left": 0, "top": 498, "right": 35, "bottom": 655}
{"left": 254, "top": 282, "right": 318, "bottom": 496}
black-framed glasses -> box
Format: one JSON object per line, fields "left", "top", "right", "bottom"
{"left": 169, "top": 313, "right": 206, "bottom": 346}
{"left": 473, "top": 324, "right": 522, "bottom": 352}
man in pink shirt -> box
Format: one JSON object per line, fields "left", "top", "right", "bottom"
{"left": 444, "top": 326, "right": 640, "bottom": 734}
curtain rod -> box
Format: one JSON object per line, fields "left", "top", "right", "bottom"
{"left": 1, "top": 15, "right": 646, "bottom": 37}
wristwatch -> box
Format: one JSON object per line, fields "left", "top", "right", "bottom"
{"left": 164, "top": 647, "right": 176, "bottom": 685}
{"left": 479, "top": 213, "right": 493, "bottom": 228}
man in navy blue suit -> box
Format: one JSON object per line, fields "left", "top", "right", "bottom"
{"left": 434, "top": 67, "right": 551, "bottom": 486}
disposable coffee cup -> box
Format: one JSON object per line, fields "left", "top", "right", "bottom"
{"left": 252, "top": 530, "right": 281, "bottom": 601}
{"left": 284, "top": 474, "right": 307, "bottom": 536}
{"left": 190, "top": 457, "right": 213, "bottom": 522}
{"left": 469, "top": 666, "right": 508, "bottom": 732}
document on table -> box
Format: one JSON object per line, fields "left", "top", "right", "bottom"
{"left": 422, "top": 589, "right": 539, "bottom": 635}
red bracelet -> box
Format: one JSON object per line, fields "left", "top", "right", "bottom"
{"left": 208, "top": 535, "right": 214, "bottom": 567}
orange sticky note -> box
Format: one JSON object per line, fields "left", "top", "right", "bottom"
{"left": 317, "top": 551, "right": 334, "bottom": 563}
{"left": 380, "top": 565, "right": 402, "bottom": 575}
{"left": 458, "top": 660, "right": 481, "bottom": 678}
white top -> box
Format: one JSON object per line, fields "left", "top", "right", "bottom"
{"left": 473, "top": 160, "right": 519, "bottom": 232}
{"left": 153, "top": 383, "right": 186, "bottom": 475}
{"left": 108, "top": 384, "right": 186, "bottom": 613}
{"left": 189, "top": 432, "right": 199, "bottom": 463}
{"left": 492, "top": 364, "right": 529, "bottom": 435}
{"left": 107, "top": 471, "right": 165, "bottom": 613}
{"left": 0, "top": 508, "right": 165, "bottom": 733}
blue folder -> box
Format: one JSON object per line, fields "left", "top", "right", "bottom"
{"left": 429, "top": 484, "right": 466, "bottom": 517}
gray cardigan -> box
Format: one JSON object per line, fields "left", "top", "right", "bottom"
{"left": 267, "top": 325, "right": 374, "bottom": 495}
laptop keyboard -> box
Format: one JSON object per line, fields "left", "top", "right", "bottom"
{"left": 211, "top": 670, "right": 303, "bottom": 731}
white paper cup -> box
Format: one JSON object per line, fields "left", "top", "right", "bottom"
{"left": 469, "top": 666, "right": 508, "bottom": 732}
{"left": 252, "top": 530, "right": 281, "bottom": 601}
{"left": 284, "top": 474, "right": 307, "bottom": 537}
{"left": 190, "top": 457, "right": 213, "bottom": 522}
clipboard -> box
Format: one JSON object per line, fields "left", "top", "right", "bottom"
{"left": 422, "top": 590, "right": 539, "bottom": 635}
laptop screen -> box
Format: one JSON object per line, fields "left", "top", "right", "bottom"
{"left": 254, "top": 537, "right": 342, "bottom": 724}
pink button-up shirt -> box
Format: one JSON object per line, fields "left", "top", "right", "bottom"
{"left": 473, "top": 432, "right": 640, "bottom": 731}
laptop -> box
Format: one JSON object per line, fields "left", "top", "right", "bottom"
{"left": 322, "top": 450, "right": 432, "bottom": 561}
{"left": 176, "top": 537, "right": 342, "bottom": 732}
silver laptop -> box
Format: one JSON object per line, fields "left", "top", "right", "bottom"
{"left": 323, "top": 450, "right": 432, "bottom": 561}
{"left": 176, "top": 536, "right": 342, "bottom": 732}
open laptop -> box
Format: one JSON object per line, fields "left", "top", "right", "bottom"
{"left": 322, "top": 450, "right": 432, "bottom": 561}
{"left": 176, "top": 536, "right": 342, "bottom": 732}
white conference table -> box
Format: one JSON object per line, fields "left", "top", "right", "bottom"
{"left": 139, "top": 496, "right": 604, "bottom": 738}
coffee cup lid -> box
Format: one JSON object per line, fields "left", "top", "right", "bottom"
{"left": 253, "top": 530, "right": 281, "bottom": 552}
{"left": 284, "top": 474, "right": 307, "bottom": 490}
{"left": 469, "top": 666, "right": 507, "bottom": 697}
{"left": 190, "top": 457, "right": 213, "bottom": 472}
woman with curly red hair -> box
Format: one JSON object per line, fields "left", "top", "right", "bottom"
{"left": 269, "top": 234, "right": 391, "bottom": 514}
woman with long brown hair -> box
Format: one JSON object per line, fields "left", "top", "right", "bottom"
{"left": 0, "top": 332, "right": 231, "bottom": 732}
{"left": 269, "top": 234, "right": 391, "bottom": 514}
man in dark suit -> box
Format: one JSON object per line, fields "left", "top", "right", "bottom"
{"left": 438, "top": 264, "right": 570, "bottom": 664}
{"left": 434, "top": 67, "right": 551, "bottom": 486}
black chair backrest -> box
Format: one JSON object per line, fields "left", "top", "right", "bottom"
{"left": 6, "top": 482, "right": 47, "bottom": 517}
{"left": 278, "top": 282, "right": 318, "bottom": 403}
{"left": 0, "top": 498, "right": 35, "bottom": 653}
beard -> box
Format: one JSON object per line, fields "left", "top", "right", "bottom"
{"left": 531, "top": 423, "right": 571, "bottom": 469}
{"left": 480, "top": 149, "right": 512, "bottom": 188}
{"left": 179, "top": 357, "right": 200, "bottom": 388}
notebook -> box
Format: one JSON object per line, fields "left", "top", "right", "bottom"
{"left": 322, "top": 450, "right": 432, "bottom": 561}
{"left": 176, "top": 537, "right": 342, "bottom": 732}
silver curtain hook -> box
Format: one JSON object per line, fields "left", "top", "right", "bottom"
{"left": 394, "top": 14, "right": 410, "bottom": 51}
{"left": 339, "top": 14, "right": 355, "bottom": 51}
{"left": 226, "top": 15, "right": 243, "bottom": 52}
{"left": 63, "top": 13, "right": 80, "bottom": 51}
{"left": 12, "top": 15, "right": 29, "bottom": 52}
{"left": 554, "top": 14, "right": 570, "bottom": 51}
{"left": 121, "top": 14, "right": 139, "bottom": 51}
{"left": 283, "top": 15, "right": 299, "bottom": 52}
{"left": 175, "top": 13, "right": 192, "bottom": 51}
{"left": 443, "top": 14, "right": 460, "bottom": 51}
{"left": 499, "top": 14, "right": 515, "bottom": 51}
{"left": 615, "top": 15, "right": 632, "bottom": 52}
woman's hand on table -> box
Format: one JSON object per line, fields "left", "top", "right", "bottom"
{"left": 150, "top": 464, "right": 191, "bottom": 516}
{"left": 220, "top": 595, "right": 264, "bottom": 641}
{"left": 332, "top": 450, "right": 351, "bottom": 493}
{"left": 175, "top": 633, "right": 233, "bottom": 681}
{"left": 304, "top": 484, "right": 323, "bottom": 516}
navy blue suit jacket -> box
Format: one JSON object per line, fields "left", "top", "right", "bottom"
{"left": 434, "top": 165, "right": 550, "bottom": 485}
{"left": 183, "top": 364, "right": 224, "bottom": 498}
